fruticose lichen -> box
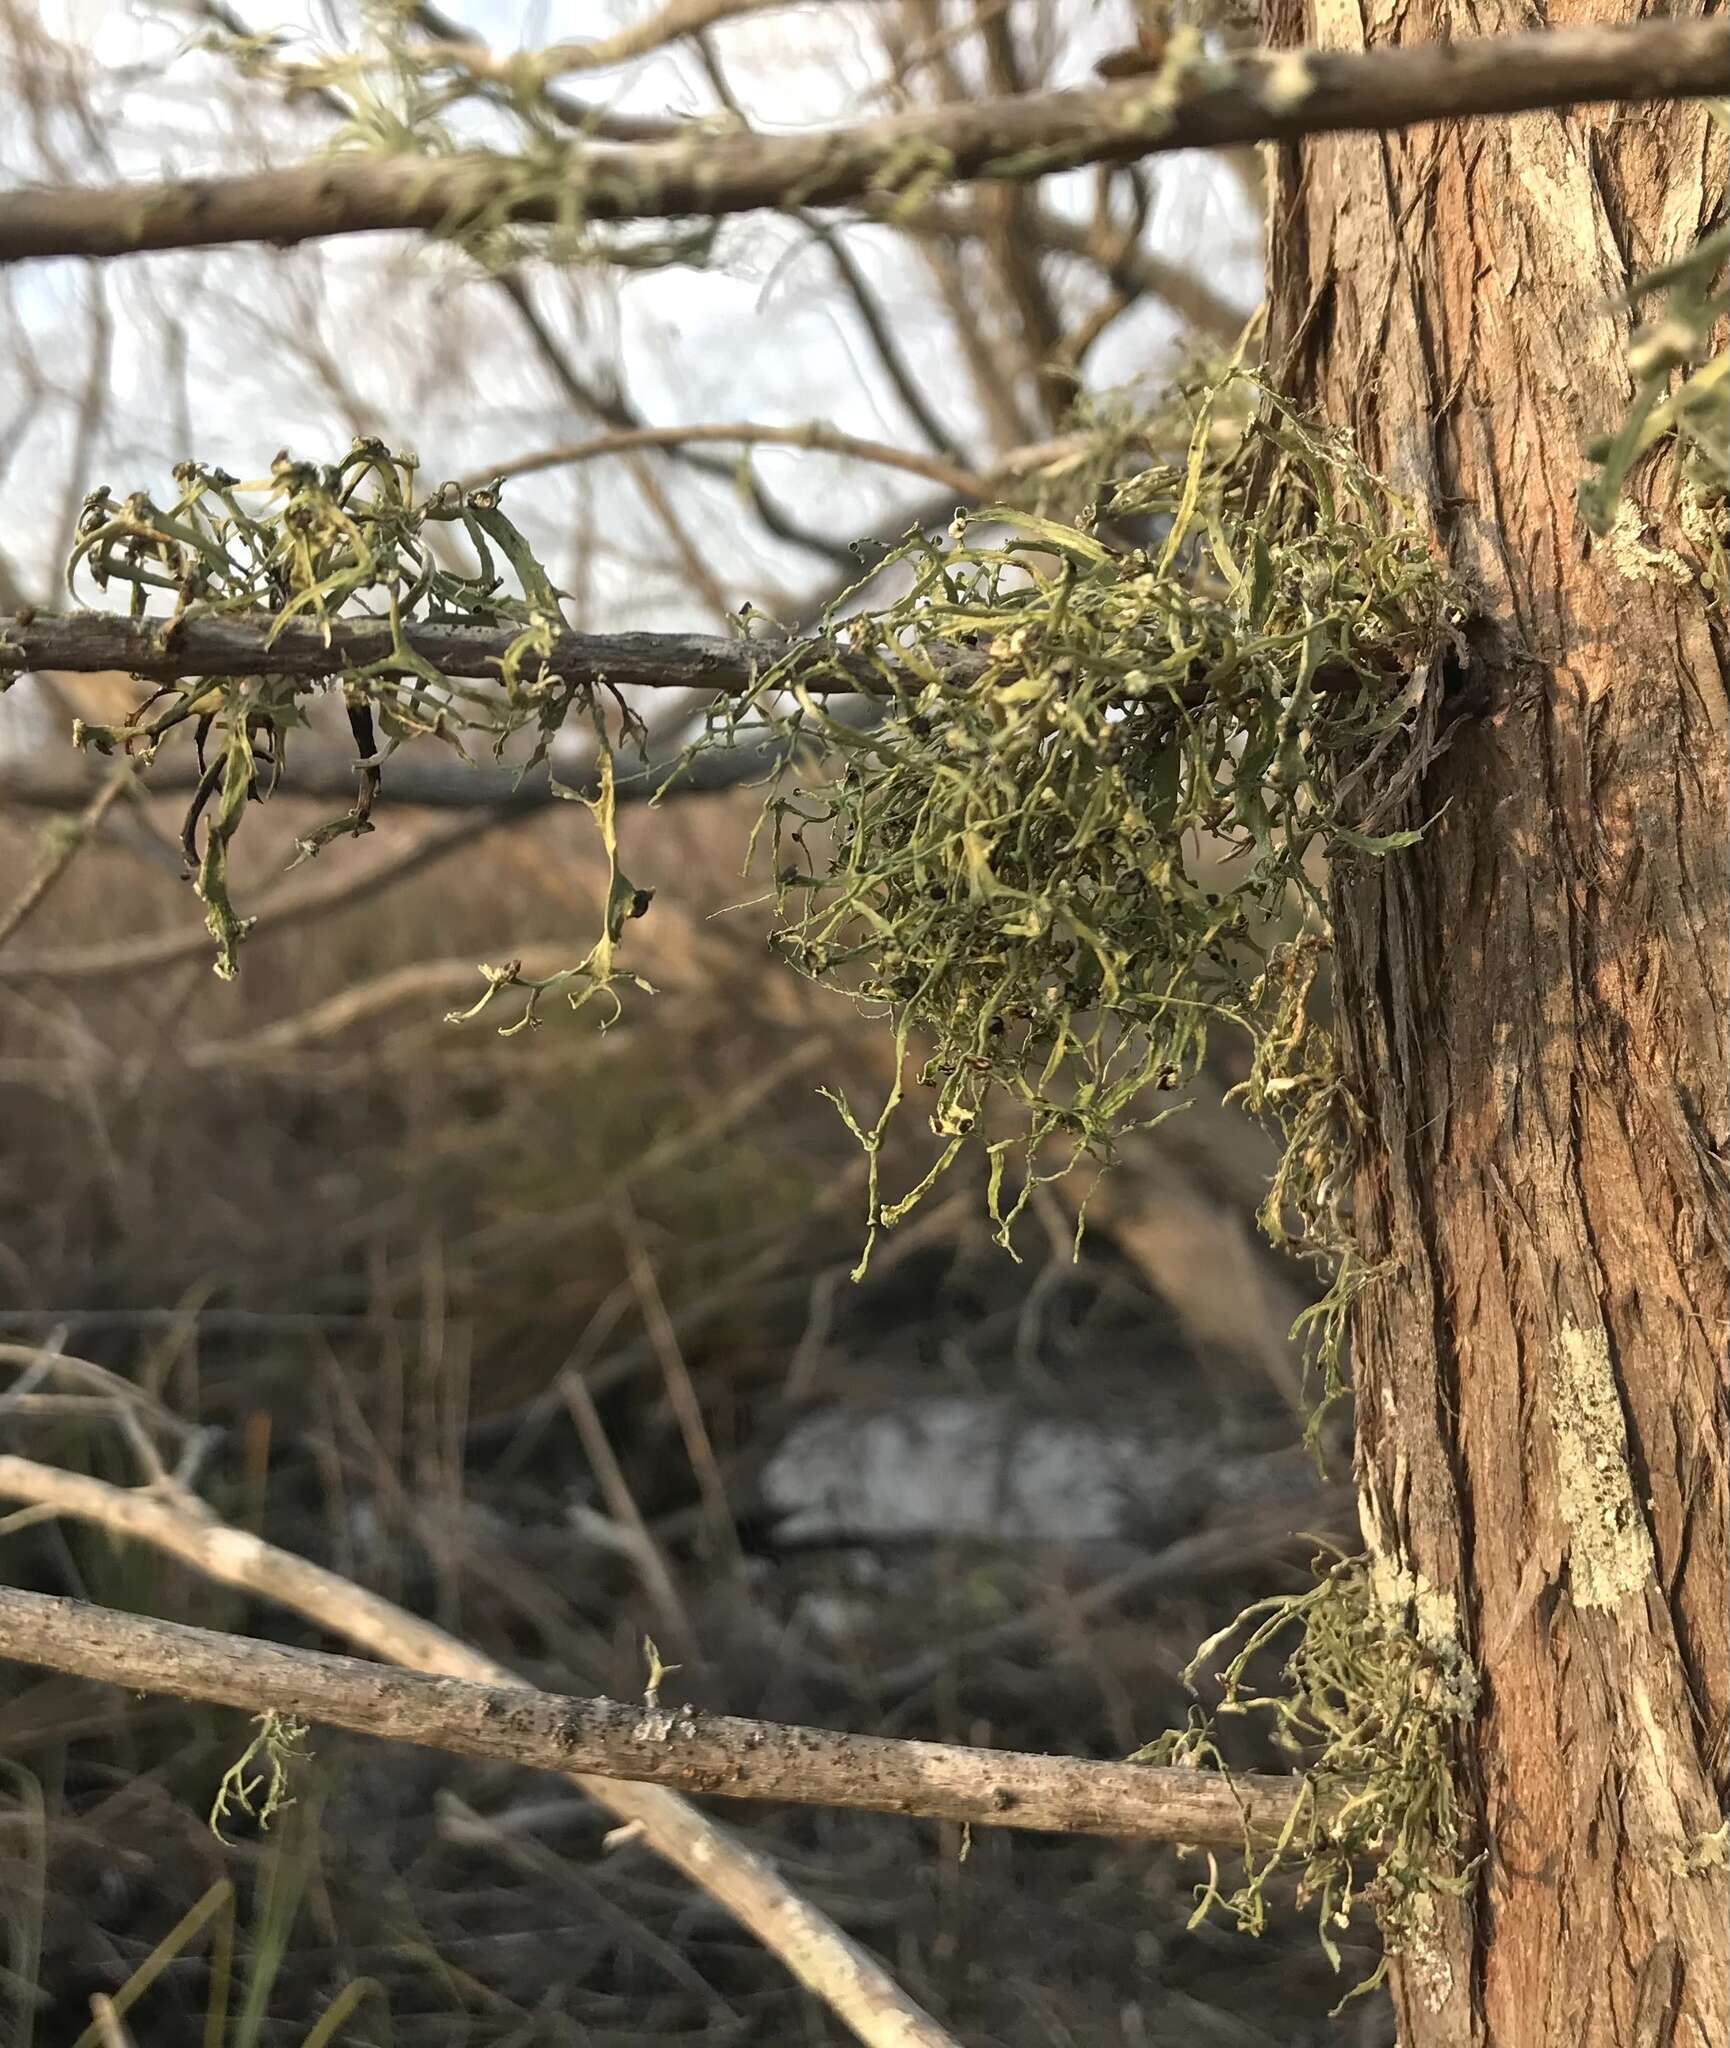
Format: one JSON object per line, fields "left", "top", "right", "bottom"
{"left": 703, "top": 364, "right": 1463, "bottom": 1299}
{"left": 1132, "top": 1548, "right": 1481, "bottom": 2008}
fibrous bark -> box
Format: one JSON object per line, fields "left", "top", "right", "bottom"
{"left": 1265, "top": 1, "right": 1728, "bottom": 2042}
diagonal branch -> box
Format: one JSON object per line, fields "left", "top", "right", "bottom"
{"left": 0, "top": 807, "right": 516, "bottom": 983}
{"left": 1, "top": 22, "right": 1723, "bottom": 265}
{"left": 417, "top": 0, "right": 826, "bottom": 81}
{"left": 910, "top": 193, "right": 1256, "bottom": 346}
{"left": 0, "top": 1581, "right": 1315, "bottom": 1848}
{"left": 490, "top": 273, "right": 860, "bottom": 574}
{"left": 793, "top": 210, "right": 968, "bottom": 458}
{"left": 0, "top": 1451, "right": 959, "bottom": 2048}
{"left": 0, "top": 763, "right": 136, "bottom": 948}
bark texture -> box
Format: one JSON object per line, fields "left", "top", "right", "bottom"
{"left": 1265, "top": 2, "right": 1728, "bottom": 2044}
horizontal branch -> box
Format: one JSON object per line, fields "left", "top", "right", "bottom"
{"left": 0, "top": 807, "right": 513, "bottom": 983}
{"left": 1, "top": 21, "right": 1723, "bottom": 264}
{"left": 0, "top": 1584, "right": 1313, "bottom": 1848}
{"left": 0, "top": 611, "right": 969, "bottom": 695}
{"left": 468, "top": 420, "right": 994, "bottom": 502}
{"left": 0, "top": 743, "right": 561, "bottom": 813}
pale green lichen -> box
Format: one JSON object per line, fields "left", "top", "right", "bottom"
{"left": 62, "top": 443, "right": 650, "bottom": 998}
{"left": 1551, "top": 1316, "right": 1655, "bottom": 1610}
{"left": 1603, "top": 498, "right": 1695, "bottom": 587}
{"left": 210, "top": 1712, "right": 312, "bottom": 1840}
{"left": 1677, "top": 1820, "right": 1729, "bottom": 1875}
{"left": 1131, "top": 1547, "right": 1480, "bottom": 2005}
{"left": 701, "top": 363, "right": 1463, "bottom": 1293}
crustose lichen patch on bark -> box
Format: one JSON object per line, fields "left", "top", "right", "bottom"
{"left": 1551, "top": 1316, "right": 1656, "bottom": 1610}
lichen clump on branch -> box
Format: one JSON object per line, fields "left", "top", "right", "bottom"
{"left": 717, "top": 369, "right": 1462, "bottom": 1267}
{"left": 62, "top": 440, "right": 649, "bottom": 1004}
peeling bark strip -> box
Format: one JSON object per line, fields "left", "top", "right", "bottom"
{"left": 0, "top": 1585, "right": 1319, "bottom": 1847}
{"left": 0, "top": 20, "right": 1724, "bottom": 265}
{"left": 1266, "top": 0, "right": 1728, "bottom": 2041}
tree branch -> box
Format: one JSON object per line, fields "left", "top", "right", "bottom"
{"left": 0, "top": 743, "right": 557, "bottom": 813}
{"left": 910, "top": 192, "right": 1255, "bottom": 346}
{"left": 468, "top": 420, "right": 992, "bottom": 503}
{"left": 0, "top": 1448, "right": 960, "bottom": 2048}
{"left": 0, "top": 808, "right": 515, "bottom": 983}
{"left": 418, "top": 0, "right": 818, "bottom": 81}
{"left": 0, "top": 1583, "right": 1311, "bottom": 1847}
{"left": 0, "top": 611, "right": 977, "bottom": 694}
{"left": 491, "top": 273, "right": 860, "bottom": 574}
{"left": 793, "top": 209, "right": 968, "bottom": 458}
{"left": 1, "top": 22, "right": 1722, "bottom": 265}
{"left": 0, "top": 763, "right": 134, "bottom": 947}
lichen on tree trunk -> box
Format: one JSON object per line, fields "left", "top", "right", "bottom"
{"left": 1262, "top": 0, "right": 1728, "bottom": 2042}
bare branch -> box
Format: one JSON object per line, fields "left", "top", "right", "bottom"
{"left": 912, "top": 192, "right": 1255, "bottom": 346}
{"left": 0, "top": 743, "right": 551, "bottom": 813}
{"left": 2, "top": 22, "right": 1724, "bottom": 265}
{"left": 0, "top": 709, "right": 833, "bottom": 982}
{"left": 0, "top": 1446, "right": 962, "bottom": 2048}
{"left": 793, "top": 210, "right": 967, "bottom": 457}
{"left": 0, "top": 1580, "right": 1315, "bottom": 1848}
{"left": 0, "top": 763, "right": 134, "bottom": 948}
{"left": 0, "top": 808, "right": 514, "bottom": 983}
{"left": 469, "top": 419, "right": 991, "bottom": 500}
{"left": 490, "top": 272, "right": 862, "bottom": 573}
{"left": 418, "top": 0, "right": 821, "bottom": 81}
{"left": 404, "top": 2, "right": 684, "bottom": 141}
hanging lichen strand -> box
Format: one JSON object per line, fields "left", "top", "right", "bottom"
{"left": 61, "top": 441, "right": 652, "bottom": 1004}
{"left": 1132, "top": 1547, "right": 1481, "bottom": 2009}
{"left": 708, "top": 367, "right": 1464, "bottom": 1288}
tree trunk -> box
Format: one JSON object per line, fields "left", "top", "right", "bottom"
{"left": 1263, "top": 2, "right": 1728, "bottom": 2043}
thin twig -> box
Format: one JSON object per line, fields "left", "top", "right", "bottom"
{"left": 562, "top": 1374, "right": 699, "bottom": 1659}
{"left": 621, "top": 1202, "right": 748, "bottom": 1576}
{"left": 0, "top": 767, "right": 135, "bottom": 950}
{"left": 492, "top": 271, "right": 857, "bottom": 572}
{"left": 418, "top": 0, "right": 825, "bottom": 81}
{"left": 406, "top": 2, "right": 681, "bottom": 140}
{"left": 795, "top": 212, "right": 966, "bottom": 458}
{"left": 465, "top": 420, "right": 989, "bottom": 502}
{"left": 0, "top": 807, "right": 514, "bottom": 985}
